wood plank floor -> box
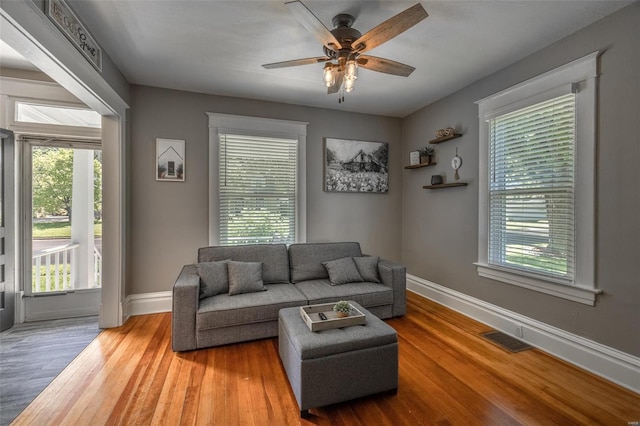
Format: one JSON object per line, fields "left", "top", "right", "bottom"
{"left": 12, "top": 292, "right": 640, "bottom": 425}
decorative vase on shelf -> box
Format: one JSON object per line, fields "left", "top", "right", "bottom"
{"left": 419, "top": 145, "right": 435, "bottom": 164}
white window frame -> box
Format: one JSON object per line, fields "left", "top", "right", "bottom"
{"left": 207, "top": 113, "right": 307, "bottom": 246}
{"left": 8, "top": 97, "right": 102, "bottom": 140}
{"left": 475, "top": 52, "right": 601, "bottom": 305}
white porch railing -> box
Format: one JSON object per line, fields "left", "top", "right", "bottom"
{"left": 94, "top": 245, "right": 102, "bottom": 288}
{"left": 32, "top": 243, "right": 102, "bottom": 293}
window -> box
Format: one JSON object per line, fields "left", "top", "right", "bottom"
{"left": 8, "top": 99, "right": 102, "bottom": 141}
{"left": 16, "top": 101, "right": 101, "bottom": 128}
{"left": 219, "top": 134, "right": 297, "bottom": 245}
{"left": 488, "top": 93, "right": 576, "bottom": 280}
{"left": 208, "top": 114, "right": 307, "bottom": 246}
{"left": 476, "top": 52, "right": 600, "bottom": 305}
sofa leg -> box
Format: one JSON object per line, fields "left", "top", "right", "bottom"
{"left": 301, "top": 409, "right": 310, "bottom": 419}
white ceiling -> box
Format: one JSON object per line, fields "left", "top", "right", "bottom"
{"left": 2, "top": 1, "right": 633, "bottom": 117}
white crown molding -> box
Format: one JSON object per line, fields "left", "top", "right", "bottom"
{"left": 407, "top": 274, "right": 640, "bottom": 394}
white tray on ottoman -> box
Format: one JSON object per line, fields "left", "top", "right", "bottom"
{"left": 279, "top": 301, "right": 398, "bottom": 418}
{"left": 299, "top": 302, "right": 366, "bottom": 332}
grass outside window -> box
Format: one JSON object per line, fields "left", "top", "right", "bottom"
{"left": 33, "top": 220, "right": 102, "bottom": 239}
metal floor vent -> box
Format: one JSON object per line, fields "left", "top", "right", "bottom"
{"left": 481, "top": 331, "right": 533, "bottom": 353}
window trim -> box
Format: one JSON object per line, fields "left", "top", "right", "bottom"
{"left": 207, "top": 113, "right": 307, "bottom": 246}
{"left": 475, "top": 52, "right": 601, "bottom": 305}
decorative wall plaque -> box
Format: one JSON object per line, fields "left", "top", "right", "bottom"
{"left": 47, "top": 0, "right": 102, "bottom": 71}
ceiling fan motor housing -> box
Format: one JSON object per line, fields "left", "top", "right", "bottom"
{"left": 323, "top": 14, "right": 362, "bottom": 60}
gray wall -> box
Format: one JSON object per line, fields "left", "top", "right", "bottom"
{"left": 402, "top": 3, "right": 640, "bottom": 356}
{"left": 128, "top": 86, "right": 402, "bottom": 295}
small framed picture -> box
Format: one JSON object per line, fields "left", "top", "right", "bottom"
{"left": 156, "top": 138, "right": 185, "bottom": 181}
{"left": 409, "top": 151, "right": 420, "bottom": 166}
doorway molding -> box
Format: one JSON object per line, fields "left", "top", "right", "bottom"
{"left": 1, "top": 1, "right": 129, "bottom": 327}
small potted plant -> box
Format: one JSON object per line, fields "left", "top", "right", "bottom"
{"left": 333, "top": 301, "right": 351, "bottom": 318}
{"left": 419, "top": 145, "right": 435, "bottom": 164}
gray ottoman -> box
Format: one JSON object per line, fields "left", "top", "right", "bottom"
{"left": 278, "top": 301, "right": 398, "bottom": 418}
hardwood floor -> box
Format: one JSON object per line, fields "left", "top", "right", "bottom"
{"left": 13, "top": 292, "right": 640, "bottom": 425}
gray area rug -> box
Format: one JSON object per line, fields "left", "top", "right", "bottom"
{"left": 0, "top": 316, "right": 100, "bottom": 425}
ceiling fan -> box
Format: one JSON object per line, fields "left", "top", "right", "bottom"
{"left": 262, "top": 1, "right": 428, "bottom": 102}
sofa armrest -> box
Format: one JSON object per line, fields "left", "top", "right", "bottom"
{"left": 377, "top": 259, "right": 407, "bottom": 317}
{"left": 172, "top": 264, "right": 200, "bottom": 351}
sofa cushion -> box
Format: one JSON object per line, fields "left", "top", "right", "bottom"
{"left": 228, "top": 261, "right": 266, "bottom": 296}
{"left": 294, "top": 279, "right": 393, "bottom": 308}
{"left": 198, "top": 244, "right": 290, "bottom": 284}
{"left": 195, "top": 261, "right": 229, "bottom": 299}
{"left": 197, "top": 283, "right": 307, "bottom": 330}
{"left": 322, "top": 257, "right": 363, "bottom": 285}
{"left": 353, "top": 256, "right": 381, "bottom": 283}
{"left": 289, "top": 242, "right": 362, "bottom": 283}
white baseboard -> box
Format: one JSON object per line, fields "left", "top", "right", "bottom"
{"left": 25, "top": 307, "right": 99, "bottom": 322}
{"left": 407, "top": 274, "right": 640, "bottom": 394}
{"left": 123, "top": 291, "right": 172, "bottom": 319}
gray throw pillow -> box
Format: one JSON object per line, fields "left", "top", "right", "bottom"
{"left": 195, "top": 261, "right": 229, "bottom": 299}
{"left": 353, "top": 256, "right": 381, "bottom": 283}
{"left": 227, "top": 261, "right": 267, "bottom": 296}
{"left": 322, "top": 257, "right": 363, "bottom": 285}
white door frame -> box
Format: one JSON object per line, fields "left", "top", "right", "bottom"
{"left": 1, "top": 1, "right": 129, "bottom": 327}
{"left": 0, "top": 129, "right": 15, "bottom": 331}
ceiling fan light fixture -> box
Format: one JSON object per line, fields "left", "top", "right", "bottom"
{"left": 344, "top": 76, "right": 356, "bottom": 93}
{"left": 323, "top": 63, "right": 336, "bottom": 87}
{"left": 345, "top": 58, "right": 358, "bottom": 81}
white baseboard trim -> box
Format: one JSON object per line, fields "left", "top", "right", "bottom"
{"left": 123, "top": 291, "right": 172, "bottom": 318}
{"left": 407, "top": 274, "right": 640, "bottom": 394}
{"left": 25, "top": 307, "right": 99, "bottom": 322}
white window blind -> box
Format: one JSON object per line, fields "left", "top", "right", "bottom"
{"left": 488, "top": 93, "right": 576, "bottom": 281}
{"left": 219, "top": 133, "right": 297, "bottom": 246}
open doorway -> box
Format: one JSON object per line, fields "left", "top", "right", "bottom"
{"left": 22, "top": 139, "right": 102, "bottom": 320}
{"left": 1, "top": 1, "right": 128, "bottom": 329}
{"left": 12, "top": 101, "right": 103, "bottom": 321}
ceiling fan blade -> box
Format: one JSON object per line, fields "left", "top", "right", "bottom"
{"left": 327, "top": 72, "right": 344, "bottom": 94}
{"left": 357, "top": 55, "right": 416, "bottom": 77}
{"left": 262, "top": 56, "right": 331, "bottom": 69}
{"left": 351, "top": 3, "right": 428, "bottom": 54}
{"left": 286, "top": 0, "right": 342, "bottom": 51}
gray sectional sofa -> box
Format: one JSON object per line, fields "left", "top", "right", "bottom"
{"left": 172, "top": 242, "right": 406, "bottom": 351}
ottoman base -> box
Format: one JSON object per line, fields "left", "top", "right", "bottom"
{"left": 278, "top": 303, "right": 398, "bottom": 416}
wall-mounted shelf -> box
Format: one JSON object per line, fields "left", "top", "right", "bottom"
{"left": 429, "top": 133, "right": 463, "bottom": 144}
{"left": 405, "top": 162, "right": 437, "bottom": 170}
{"left": 423, "top": 182, "right": 468, "bottom": 189}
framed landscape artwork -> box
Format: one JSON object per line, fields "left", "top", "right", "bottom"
{"left": 156, "top": 138, "right": 185, "bottom": 181}
{"left": 324, "top": 138, "right": 389, "bottom": 193}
